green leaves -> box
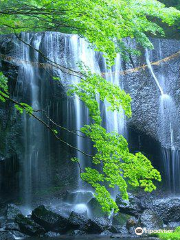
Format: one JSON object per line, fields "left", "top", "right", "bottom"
{"left": 68, "top": 65, "right": 131, "bottom": 125}
{"left": 71, "top": 157, "right": 79, "bottom": 163}
{"left": 80, "top": 123, "right": 161, "bottom": 213}
{"left": 0, "top": 72, "right": 9, "bottom": 102}
{"left": 53, "top": 129, "right": 58, "bottom": 134}
{"left": 15, "top": 103, "right": 33, "bottom": 115}
{"left": 0, "top": 72, "right": 34, "bottom": 117}
{"left": 0, "top": 0, "right": 180, "bottom": 65}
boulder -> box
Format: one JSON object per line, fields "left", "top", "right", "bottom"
{"left": 152, "top": 198, "right": 180, "bottom": 224}
{"left": 112, "top": 212, "right": 131, "bottom": 227}
{"left": 6, "top": 204, "right": 21, "bottom": 221}
{"left": 140, "top": 209, "right": 163, "bottom": 230}
{"left": 108, "top": 225, "right": 118, "bottom": 233}
{"left": 5, "top": 223, "right": 20, "bottom": 231}
{"left": 68, "top": 211, "right": 87, "bottom": 229}
{"left": 44, "top": 231, "right": 61, "bottom": 237}
{"left": 116, "top": 193, "right": 142, "bottom": 216}
{"left": 67, "top": 230, "right": 86, "bottom": 236}
{"left": 32, "top": 205, "right": 70, "bottom": 233}
{"left": 113, "top": 226, "right": 129, "bottom": 235}
{"left": 126, "top": 217, "right": 137, "bottom": 230}
{"left": 87, "top": 198, "right": 107, "bottom": 218}
{"left": 100, "top": 230, "right": 113, "bottom": 236}
{"left": 0, "top": 231, "right": 15, "bottom": 240}
{"left": 0, "top": 216, "right": 6, "bottom": 229}
{"left": 10, "top": 231, "right": 29, "bottom": 239}
{"left": 85, "top": 218, "right": 108, "bottom": 233}
{"left": 15, "top": 214, "right": 46, "bottom": 236}
{"left": 167, "top": 222, "right": 180, "bottom": 229}
{"left": 63, "top": 191, "right": 94, "bottom": 204}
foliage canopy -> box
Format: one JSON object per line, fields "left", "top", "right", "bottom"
{"left": 0, "top": 0, "right": 180, "bottom": 64}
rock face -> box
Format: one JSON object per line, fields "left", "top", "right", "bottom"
{"left": 140, "top": 209, "right": 163, "bottom": 230}
{"left": 6, "top": 204, "right": 22, "bottom": 221}
{"left": 116, "top": 193, "right": 142, "bottom": 216}
{"left": 32, "top": 205, "right": 70, "bottom": 232}
{"left": 68, "top": 211, "right": 88, "bottom": 230}
{"left": 0, "top": 232, "right": 15, "bottom": 240}
{"left": 15, "top": 214, "right": 46, "bottom": 236}
{"left": 152, "top": 198, "right": 180, "bottom": 224}
{"left": 87, "top": 197, "right": 107, "bottom": 218}
{"left": 123, "top": 38, "right": 180, "bottom": 149}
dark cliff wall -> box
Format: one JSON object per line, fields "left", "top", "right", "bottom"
{"left": 123, "top": 38, "right": 180, "bottom": 148}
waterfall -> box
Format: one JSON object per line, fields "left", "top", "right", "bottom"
{"left": 146, "top": 46, "right": 180, "bottom": 193}
{"left": 17, "top": 33, "right": 44, "bottom": 206}
{"left": 66, "top": 36, "right": 126, "bottom": 216}
{"left": 6, "top": 32, "right": 126, "bottom": 215}
{"left": 145, "top": 49, "right": 164, "bottom": 95}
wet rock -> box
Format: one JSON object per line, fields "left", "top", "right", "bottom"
{"left": 5, "top": 223, "right": 20, "bottom": 231}
{"left": 10, "top": 230, "right": 29, "bottom": 239}
{"left": 126, "top": 217, "right": 137, "bottom": 230}
{"left": 67, "top": 230, "right": 86, "bottom": 236}
{"left": 0, "top": 203, "right": 6, "bottom": 217}
{"left": 114, "top": 226, "right": 129, "bottom": 235}
{"left": 116, "top": 193, "right": 142, "bottom": 216}
{"left": 0, "top": 217, "right": 6, "bottom": 229}
{"left": 64, "top": 191, "right": 93, "bottom": 204}
{"left": 32, "top": 205, "right": 70, "bottom": 233}
{"left": 140, "top": 209, "right": 163, "bottom": 230}
{"left": 6, "top": 204, "right": 22, "bottom": 221}
{"left": 153, "top": 198, "right": 180, "bottom": 223}
{"left": 44, "top": 231, "right": 61, "bottom": 237}
{"left": 68, "top": 211, "right": 87, "bottom": 229}
{"left": 15, "top": 214, "right": 46, "bottom": 236}
{"left": 0, "top": 231, "right": 15, "bottom": 240}
{"left": 108, "top": 225, "right": 118, "bottom": 233}
{"left": 101, "top": 230, "right": 113, "bottom": 236}
{"left": 112, "top": 212, "right": 131, "bottom": 227}
{"left": 167, "top": 222, "right": 180, "bottom": 229}
{"left": 87, "top": 198, "right": 107, "bottom": 218}
{"left": 128, "top": 226, "right": 136, "bottom": 235}
{"left": 85, "top": 218, "right": 107, "bottom": 233}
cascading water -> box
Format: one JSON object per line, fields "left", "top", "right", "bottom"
{"left": 146, "top": 47, "right": 180, "bottom": 193}
{"left": 9, "top": 32, "right": 126, "bottom": 215}
{"left": 145, "top": 49, "right": 164, "bottom": 95}
{"left": 16, "top": 33, "right": 44, "bottom": 207}
{"left": 65, "top": 36, "right": 126, "bottom": 216}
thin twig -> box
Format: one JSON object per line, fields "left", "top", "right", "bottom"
{"left": 0, "top": 92, "right": 93, "bottom": 158}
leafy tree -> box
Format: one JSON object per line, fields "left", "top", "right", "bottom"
{"left": 0, "top": 0, "right": 180, "bottom": 213}
{"left": 0, "top": 0, "right": 180, "bottom": 64}
{"left": 157, "top": 0, "right": 180, "bottom": 38}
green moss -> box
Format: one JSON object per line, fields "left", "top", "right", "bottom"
{"left": 158, "top": 226, "right": 180, "bottom": 240}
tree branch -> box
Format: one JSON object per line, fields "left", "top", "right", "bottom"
{"left": 0, "top": 92, "right": 93, "bottom": 158}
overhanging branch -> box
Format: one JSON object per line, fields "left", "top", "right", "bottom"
{"left": 0, "top": 92, "right": 92, "bottom": 158}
